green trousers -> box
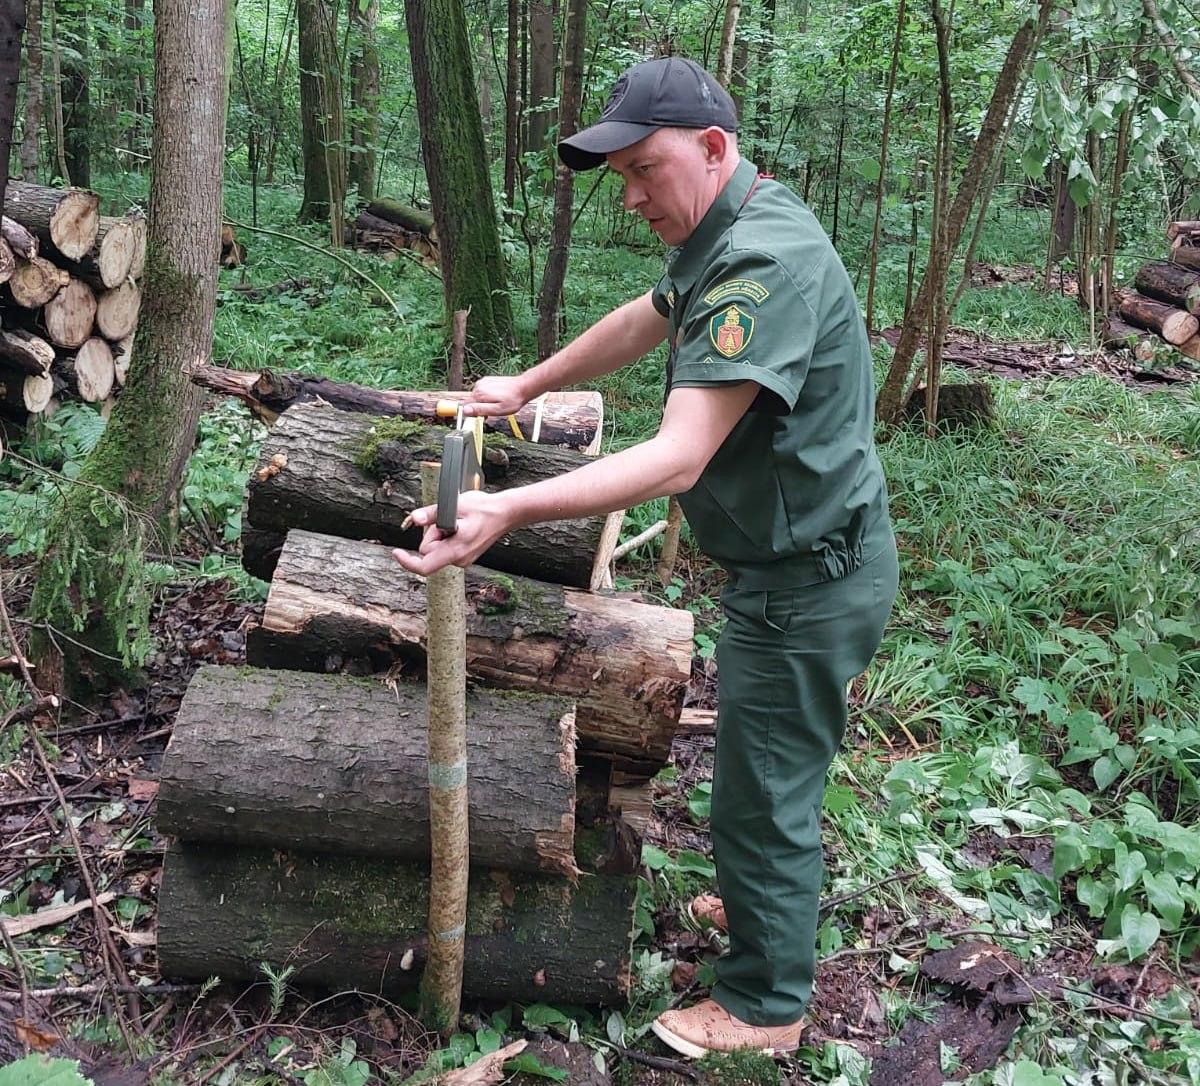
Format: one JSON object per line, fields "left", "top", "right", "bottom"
{"left": 709, "top": 534, "right": 898, "bottom": 1026}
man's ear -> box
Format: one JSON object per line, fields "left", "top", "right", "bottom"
{"left": 701, "top": 126, "right": 729, "bottom": 169}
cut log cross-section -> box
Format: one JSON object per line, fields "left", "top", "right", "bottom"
{"left": 4, "top": 180, "right": 100, "bottom": 260}
{"left": 243, "top": 402, "right": 607, "bottom": 587}
{"left": 0, "top": 369, "right": 53, "bottom": 415}
{"left": 158, "top": 665, "right": 578, "bottom": 876}
{"left": 9, "top": 256, "right": 69, "bottom": 307}
{"left": 1103, "top": 317, "right": 1157, "bottom": 363}
{"left": 158, "top": 841, "right": 636, "bottom": 1005}
{"left": 188, "top": 362, "right": 603, "bottom": 451}
{"left": 60, "top": 215, "right": 141, "bottom": 289}
{"left": 127, "top": 215, "right": 147, "bottom": 280}
{"left": 56, "top": 338, "right": 115, "bottom": 402}
{"left": 1134, "top": 261, "right": 1200, "bottom": 316}
{"left": 0, "top": 239, "right": 14, "bottom": 286}
{"left": 247, "top": 530, "right": 693, "bottom": 771}
{"left": 0, "top": 328, "right": 55, "bottom": 376}
{"left": 1116, "top": 289, "right": 1199, "bottom": 345}
{"left": 44, "top": 277, "right": 97, "bottom": 347}
{"left": 95, "top": 279, "right": 141, "bottom": 339}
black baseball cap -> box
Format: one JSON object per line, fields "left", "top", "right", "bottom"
{"left": 558, "top": 57, "right": 739, "bottom": 171}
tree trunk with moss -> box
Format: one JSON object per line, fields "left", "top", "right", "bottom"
{"left": 347, "top": 0, "right": 379, "bottom": 202}
{"left": 297, "top": 0, "right": 344, "bottom": 243}
{"left": 28, "top": 0, "right": 226, "bottom": 696}
{"left": 404, "top": 0, "right": 512, "bottom": 362}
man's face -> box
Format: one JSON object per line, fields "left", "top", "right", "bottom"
{"left": 607, "top": 128, "right": 722, "bottom": 247}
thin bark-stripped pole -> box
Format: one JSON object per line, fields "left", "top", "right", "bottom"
{"left": 865, "top": 0, "right": 906, "bottom": 333}
{"left": 1143, "top": 0, "right": 1200, "bottom": 101}
{"left": 447, "top": 307, "right": 468, "bottom": 390}
{"left": 416, "top": 461, "right": 469, "bottom": 1038}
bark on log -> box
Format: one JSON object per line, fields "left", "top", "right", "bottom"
{"left": 1103, "top": 317, "right": 1158, "bottom": 362}
{"left": 1178, "top": 335, "right": 1200, "bottom": 362}
{"left": 247, "top": 530, "right": 692, "bottom": 770}
{"left": 9, "top": 255, "right": 68, "bottom": 307}
{"left": 158, "top": 665, "right": 578, "bottom": 876}
{"left": 55, "top": 337, "right": 114, "bottom": 402}
{"left": 1115, "top": 289, "right": 1199, "bottom": 345}
{"left": 1133, "top": 261, "right": 1200, "bottom": 316}
{"left": 1171, "top": 245, "right": 1200, "bottom": 273}
{"left": 158, "top": 841, "right": 635, "bottom": 1005}
{"left": 43, "top": 277, "right": 97, "bottom": 347}
{"left": 4, "top": 180, "right": 99, "bottom": 260}
{"left": 0, "top": 239, "right": 14, "bottom": 285}
{"left": 188, "top": 361, "right": 602, "bottom": 451}
{"left": 243, "top": 403, "right": 605, "bottom": 588}
{"left": 363, "top": 198, "right": 436, "bottom": 236}
{"left": 0, "top": 328, "right": 54, "bottom": 375}
{"left": 95, "top": 279, "right": 140, "bottom": 339}
{"left": 1, "top": 216, "right": 37, "bottom": 260}
{"left": 57, "top": 215, "right": 139, "bottom": 289}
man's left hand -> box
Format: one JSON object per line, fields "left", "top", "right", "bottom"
{"left": 392, "top": 490, "right": 511, "bottom": 576}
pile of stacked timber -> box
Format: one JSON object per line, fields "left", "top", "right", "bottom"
{"left": 0, "top": 181, "right": 144, "bottom": 425}
{"left": 350, "top": 198, "right": 439, "bottom": 268}
{"left": 157, "top": 390, "right": 695, "bottom": 1005}
{"left": 1105, "top": 221, "right": 1200, "bottom": 364}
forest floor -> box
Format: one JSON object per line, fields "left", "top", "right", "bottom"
{"left": 3, "top": 188, "right": 1200, "bottom": 1084}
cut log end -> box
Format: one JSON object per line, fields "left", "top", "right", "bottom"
{"left": 10, "top": 256, "right": 69, "bottom": 308}
{"left": 59, "top": 338, "right": 115, "bottom": 402}
{"left": 44, "top": 277, "right": 98, "bottom": 348}
{"left": 96, "top": 280, "right": 141, "bottom": 340}
{"left": 48, "top": 190, "right": 101, "bottom": 260}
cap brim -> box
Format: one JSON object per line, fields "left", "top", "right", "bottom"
{"left": 558, "top": 120, "right": 663, "bottom": 171}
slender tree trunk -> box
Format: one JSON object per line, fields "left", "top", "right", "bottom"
{"left": 729, "top": 30, "right": 748, "bottom": 120}
{"left": 865, "top": 0, "right": 905, "bottom": 333}
{"left": 752, "top": 0, "right": 774, "bottom": 165}
{"left": 503, "top": 0, "right": 519, "bottom": 214}
{"left": 0, "top": 0, "right": 25, "bottom": 214}
{"left": 297, "top": 0, "right": 345, "bottom": 244}
{"left": 535, "top": 0, "right": 584, "bottom": 359}
{"left": 1101, "top": 88, "right": 1136, "bottom": 308}
{"left": 405, "top": 0, "right": 514, "bottom": 361}
{"left": 60, "top": 0, "right": 88, "bottom": 187}
{"left": 19, "top": 0, "right": 40, "bottom": 180}
{"left": 526, "top": 0, "right": 554, "bottom": 155}
{"left": 877, "top": 0, "right": 1055, "bottom": 425}
{"left": 478, "top": 20, "right": 494, "bottom": 148}
{"left": 348, "top": 0, "right": 379, "bottom": 202}
{"left": 264, "top": 0, "right": 296, "bottom": 184}
{"left": 924, "top": 0, "right": 953, "bottom": 434}
{"left": 124, "top": 0, "right": 146, "bottom": 156}
{"left": 716, "top": 0, "right": 741, "bottom": 90}
{"left": 29, "top": 0, "right": 227, "bottom": 695}
{"left": 46, "top": 0, "right": 66, "bottom": 181}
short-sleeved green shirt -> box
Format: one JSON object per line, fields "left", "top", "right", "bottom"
{"left": 651, "top": 158, "right": 890, "bottom": 588}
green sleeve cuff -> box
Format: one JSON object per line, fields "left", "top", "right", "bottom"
{"left": 671, "top": 361, "right": 799, "bottom": 413}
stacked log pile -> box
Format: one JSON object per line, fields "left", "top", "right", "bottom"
{"left": 0, "top": 181, "right": 144, "bottom": 425}
{"left": 1105, "top": 221, "right": 1200, "bottom": 364}
{"left": 350, "top": 198, "right": 439, "bottom": 268}
{"left": 158, "top": 393, "right": 694, "bottom": 1004}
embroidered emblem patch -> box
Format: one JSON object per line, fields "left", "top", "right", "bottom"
{"left": 710, "top": 304, "right": 754, "bottom": 358}
{"left": 703, "top": 278, "right": 770, "bottom": 306}
{"left": 667, "top": 288, "right": 676, "bottom": 309}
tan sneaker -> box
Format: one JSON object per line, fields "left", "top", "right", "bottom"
{"left": 651, "top": 998, "right": 804, "bottom": 1058}
{"left": 686, "top": 893, "right": 728, "bottom": 933}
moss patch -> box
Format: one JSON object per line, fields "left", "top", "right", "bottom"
{"left": 352, "top": 417, "right": 433, "bottom": 474}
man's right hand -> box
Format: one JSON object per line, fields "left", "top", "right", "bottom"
{"left": 461, "top": 374, "right": 535, "bottom": 418}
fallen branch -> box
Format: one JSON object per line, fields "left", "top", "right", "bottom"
{"left": 613, "top": 519, "right": 669, "bottom": 562}
{"left": 1, "top": 891, "right": 117, "bottom": 937}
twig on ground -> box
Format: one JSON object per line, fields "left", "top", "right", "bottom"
{"left": 615, "top": 1044, "right": 700, "bottom": 1081}
{"left": 0, "top": 910, "right": 32, "bottom": 1041}
{"left": 0, "top": 982, "right": 199, "bottom": 1001}
{"left": 819, "top": 869, "right": 918, "bottom": 913}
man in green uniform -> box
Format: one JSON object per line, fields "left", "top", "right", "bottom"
{"left": 394, "top": 57, "right": 897, "bottom": 1057}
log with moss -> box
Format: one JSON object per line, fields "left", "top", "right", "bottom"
{"left": 188, "top": 361, "right": 602, "bottom": 451}
{"left": 1133, "top": 261, "right": 1200, "bottom": 316}
{"left": 363, "top": 199, "right": 436, "bottom": 236}
{"left": 158, "top": 665, "right": 578, "bottom": 876}
{"left": 243, "top": 402, "right": 605, "bottom": 587}
{"left": 247, "top": 530, "right": 691, "bottom": 771}
{"left": 158, "top": 839, "right": 636, "bottom": 1004}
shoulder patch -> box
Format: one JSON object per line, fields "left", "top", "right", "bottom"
{"left": 703, "top": 278, "right": 770, "bottom": 307}
{"left": 709, "top": 304, "right": 754, "bottom": 358}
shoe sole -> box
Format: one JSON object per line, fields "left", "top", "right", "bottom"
{"left": 650, "top": 1018, "right": 788, "bottom": 1060}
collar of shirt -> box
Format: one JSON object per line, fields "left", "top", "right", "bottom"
{"left": 665, "top": 158, "right": 759, "bottom": 297}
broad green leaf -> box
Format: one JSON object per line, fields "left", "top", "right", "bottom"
{"left": 1120, "top": 904, "right": 1160, "bottom": 960}
{"left": 1092, "top": 755, "right": 1121, "bottom": 791}
{"left": 521, "top": 1004, "right": 572, "bottom": 1029}
{"left": 1114, "top": 846, "right": 1147, "bottom": 891}
{"left": 1143, "top": 871, "right": 1185, "bottom": 930}
{"left": 503, "top": 1053, "right": 568, "bottom": 1081}
{"left": 0, "top": 1056, "right": 92, "bottom": 1086}
{"left": 475, "top": 1029, "right": 502, "bottom": 1056}
{"left": 1075, "top": 874, "right": 1109, "bottom": 918}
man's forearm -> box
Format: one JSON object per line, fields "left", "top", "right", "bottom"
{"left": 505, "top": 434, "right": 694, "bottom": 527}
{"left": 519, "top": 293, "right": 668, "bottom": 397}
